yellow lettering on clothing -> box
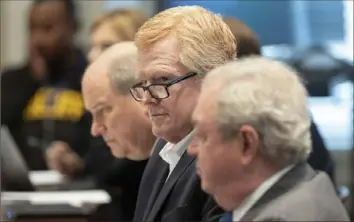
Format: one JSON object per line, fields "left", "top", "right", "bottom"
{"left": 24, "top": 88, "right": 84, "bottom": 122}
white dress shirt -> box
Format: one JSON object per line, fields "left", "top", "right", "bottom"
{"left": 159, "top": 133, "right": 192, "bottom": 180}
{"left": 159, "top": 142, "right": 186, "bottom": 179}
{"left": 232, "top": 165, "right": 295, "bottom": 221}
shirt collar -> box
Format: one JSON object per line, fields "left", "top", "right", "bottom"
{"left": 159, "top": 131, "right": 194, "bottom": 171}
{"left": 232, "top": 164, "right": 295, "bottom": 221}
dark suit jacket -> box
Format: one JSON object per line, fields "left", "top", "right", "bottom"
{"left": 85, "top": 138, "right": 148, "bottom": 221}
{"left": 240, "top": 163, "right": 349, "bottom": 221}
{"left": 133, "top": 134, "right": 223, "bottom": 222}
{"left": 308, "top": 120, "right": 335, "bottom": 183}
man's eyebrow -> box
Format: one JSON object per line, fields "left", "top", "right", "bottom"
{"left": 91, "top": 101, "right": 105, "bottom": 112}
{"left": 145, "top": 70, "right": 175, "bottom": 80}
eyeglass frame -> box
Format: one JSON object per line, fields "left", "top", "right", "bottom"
{"left": 130, "top": 72, "right": 197, "bottom": 102}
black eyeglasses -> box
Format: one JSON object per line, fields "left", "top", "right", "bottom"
{"left": 130, "top": 72, "right": 197, "bottom": 102}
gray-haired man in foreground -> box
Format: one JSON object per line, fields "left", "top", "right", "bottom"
{"left": 188, "top": 56, "right": 350, "bottom": 221}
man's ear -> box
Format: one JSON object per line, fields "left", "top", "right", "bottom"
{"left": 239, "top": 125, "right": 260, "bottom": 165}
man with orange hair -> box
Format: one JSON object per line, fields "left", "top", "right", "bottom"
{"left": 130, "top": 6, "right": 236, "bottom": 222}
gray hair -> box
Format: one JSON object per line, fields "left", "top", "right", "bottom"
{"left": 106, "top": 41, "right": 139, "bottom": 95}
{"left": 204, "top": 56, "right": 312, "bottom": 167}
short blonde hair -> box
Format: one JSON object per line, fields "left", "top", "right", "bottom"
{"left": 204, "top": 56, "right": 311, "bottom": 167}
{"left": 90, "top": 8, "right": 148, "bottom": 41}
{"left": 135, "top": 6, "right": 237, "bottom": 74}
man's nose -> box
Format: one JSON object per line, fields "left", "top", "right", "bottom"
{"left": 91, "top": 122, "right": 105, "bottom": 137}
{"left": 142, "top": 90, "right": 157, "bottom": 105}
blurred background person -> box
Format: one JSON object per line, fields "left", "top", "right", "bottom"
{"left": 1, "top": 0, "right": 89, "bottom": 172}
{"left": 44, "top": 9, "right": 149, "bottom": 221}
{"left": 45, "top": 7, "right": 148, "bottom": 180}
{"left": 88, "top": 8, "right": 147, "bottom": 63}
{"left": 223, "top": 17, "right": 336, "bottom": 184}
{"left": 82, "top": 42, "right": 155, "bottom": 221}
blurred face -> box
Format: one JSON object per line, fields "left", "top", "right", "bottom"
{"left": 83, "top": 71, "right": 151, "bottom": 160}
{"left": 88, "top": 23, "right": 121, "bottom": 63}
{"left": 188, "top": 86, "right": 254, "bottom": 210}
{"left": 137, "top": 37, "right": 201, "bottom": 143}
{"left": 29, "top": 1, "right": 74, "bottom": 60}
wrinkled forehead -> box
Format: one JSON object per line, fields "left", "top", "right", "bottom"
{"left": 82, "top": 70, "right": 111, "bottom": 110}
{"left": 137, "top": 38, "right": 183, "bottom": 80}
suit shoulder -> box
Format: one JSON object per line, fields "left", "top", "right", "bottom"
{"left": 256, "top": 173, "right": 349, "bottom": 221}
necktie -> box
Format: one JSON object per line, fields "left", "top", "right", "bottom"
{"left": 219, "top": 211, "right": 233, "bottom": 222}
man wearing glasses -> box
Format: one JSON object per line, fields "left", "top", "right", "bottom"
{"left": 130, "top": 6, "right": 236, "bottom": 222}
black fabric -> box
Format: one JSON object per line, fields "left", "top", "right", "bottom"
{"left": 0, "top": 48, "right": 89, "bottom": 170}
{"left": 133, "top": 138, "right": 223, "bottom": 222}
{"left": 308, "top": 120, "right": 335, "bottom": 183}
{"left": 84, "top": 137, "right": 149, "bottom": 221}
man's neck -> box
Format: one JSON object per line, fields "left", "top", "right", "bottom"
{"left": 222, "top": 162, "right": 279, "bottom": 210}
{"left": 164, "top": 126, "right": 193, "bottom": 144}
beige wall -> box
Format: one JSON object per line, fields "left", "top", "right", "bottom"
{"left": 0, "top": 0, "right": 33, "bottom": 68}
{"left": 0, "top": 1, "right": 157, "bottom": 69}
{"left": 0, "top": 0, "right": 105, "bottom": 68}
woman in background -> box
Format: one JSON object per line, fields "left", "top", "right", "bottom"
{"left": 88, "top": 8, "right": 147, "bottom": 62}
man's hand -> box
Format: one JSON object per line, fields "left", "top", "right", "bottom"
{"left": 45, "top": 141, "right": 84, "bottom": 176}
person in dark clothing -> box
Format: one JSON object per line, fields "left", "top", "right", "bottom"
{"left": 1, "top": 0, "right": 89, "bottom": 172}
{"left": 223, "top": 17, "right": 336, "bottom": 182}
{"left": 47, "top": 7, "right": 149, "bottom": 177}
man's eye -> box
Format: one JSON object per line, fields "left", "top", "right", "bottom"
{"left": 101, "top": 43, "right": 114, "bottom": 50}
{"left": 103, "top": 106, "right": 112, "bottom": 113}
{"left": 156, "top": 76, "right": 170, "bottom": 82}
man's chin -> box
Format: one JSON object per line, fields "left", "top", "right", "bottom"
{"left": 109, "top": 145, "right": 126, "bottom": 159}
{"left": 111, "top": 152, "right": 127, "bottom": 159}
{"left": 200, "top": 178, "right": 215, "bottom": 197}
{"left": 152, "top": 123, "right": 174, "bottom": 137}
{"left": 151, "top": 125, "right": 165, "bottom": 137}
{"left": 126, "top": 153, "right": 150, "bottom": 161}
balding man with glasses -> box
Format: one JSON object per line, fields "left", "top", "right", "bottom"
{"left": 129, "top": 6, "right": 236, "bottom": 222}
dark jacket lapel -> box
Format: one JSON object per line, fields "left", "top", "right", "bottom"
{"left": 145, "top": 132, "right": 195, "bottom": 222}
{"left": 140, "top": 139, "right": 168, "bottom": 221}
{"left": 241, "top": 163, "right": 316, "bottom": 221}
{"left": 147, "top": 153, "right": 195, "bottom": 222}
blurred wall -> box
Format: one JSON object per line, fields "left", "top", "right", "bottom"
{"left": 0, "top": 0, "right": 33, "bottom": 68}
{"left": 0, "top": 0, "right": 157, "bottom": 69}
{"left": 104, "top": 0, "right": 157, "bottom": 16}
{"left": 0, "top": 0, "right": 104, "bottom": 68}
{"left": 76, "top": 1, "right": 105, "bottom": 50}
{"left": 0, "top": 0, "right": 106, "bottom": 69}
{"left": 0, "top": 1, "right": 4, "bottom": 68}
